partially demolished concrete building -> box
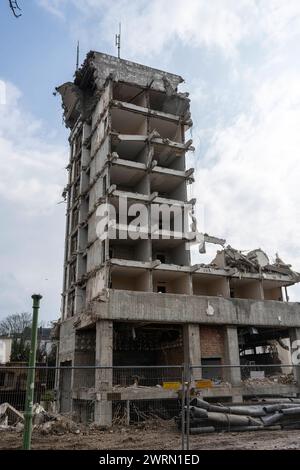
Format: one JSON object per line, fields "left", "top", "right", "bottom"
{"left": 56, "top": 51, "right": 300, "bottom": 425}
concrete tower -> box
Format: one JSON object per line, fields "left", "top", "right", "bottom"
{"left": 56, "top": 52, "right": 300, "bottom": 425}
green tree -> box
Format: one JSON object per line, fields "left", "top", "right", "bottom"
{"left": 0, "top": 313, "right": 55, "bottom": 364}
{"left": 0, "top": 312, "right": 32, "bottom": 337}
{"left": 10, "top": 336, "right": 30, "bottom": 362}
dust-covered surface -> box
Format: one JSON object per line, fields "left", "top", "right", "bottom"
{"left": 0, "top": 420, "right": 300, "bottom": 450}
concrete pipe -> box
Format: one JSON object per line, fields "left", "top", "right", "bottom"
{"left": 282, "top": 407, "right": 300, "bottom": 416}
{"left": 190, "top": 398, "right": 210, "bottom": 410}
{"left": 228, "top": 406, "right": 267, "bottom": 417}
{"left": 190, "top": 406, "right": 208, "bottom": 419}
{"left": 261, "top": 413, "right": 282, "bottom": 426}
{"left": 206, "top": 412, "right": 261, "bottom": 427}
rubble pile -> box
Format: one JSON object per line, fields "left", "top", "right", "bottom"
{"left": 213, "top": 246, "right": 300, "bottom": 281}
{"left": 0, "top": 403, "right": 24, "bottom": 430}
{"left": 176, "top": 397, "right": 300, "bottom": 434}
{"left": 276, "top": 374, "right": 297, "bottom": 385}
{"left": 243, "top": 374, "right": 296, "bottom": 387}
{"left": 0, "top": 402, "right": 80, "bottom": 435}
{"left": 38, "top": 415, "right": 80, "bottom": 435}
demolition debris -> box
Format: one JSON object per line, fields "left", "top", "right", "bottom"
{"left": 177, "top": 397, "right": 300, "bottom": 434}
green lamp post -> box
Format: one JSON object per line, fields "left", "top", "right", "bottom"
{"left": 23, "top": 294, "right": 42, "bottom": 450}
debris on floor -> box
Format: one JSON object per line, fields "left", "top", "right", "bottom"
{"left": 243, "top": 374, "right": 297, "bottom": 387}
{"left": 0, "top": 402, "right": 24, "bottom": 428}
{"left": 176, "top": 397, "right": 300, "bottom": 434}
{"left": 0, "top": 402, "right": 80, "bottom": 435}
{"left": 38, "top": 415, "right": 80, "bottom": 435}
{"left": 33, "top": 403, "right": 50, "bottom": 425}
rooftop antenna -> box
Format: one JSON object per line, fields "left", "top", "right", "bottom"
{"left": 115, "top": 23, "right": 121, "bottom": 59}
{"left": 76, "top": 41, "right": 80, "bottom": 71}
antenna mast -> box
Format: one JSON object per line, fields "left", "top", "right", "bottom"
{"left": 76, "top": 41, "right": 80, "bottom": 71}
{"left": 115, "top": 23, "right": 121, "bottom": 59}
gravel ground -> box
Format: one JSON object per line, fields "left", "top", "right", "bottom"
{"left": 0, "top": 420, "right": 300, "bottom": 450}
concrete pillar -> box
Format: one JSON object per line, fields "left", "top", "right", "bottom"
{"left": 224, "top": 326, "right": 241, "bottom": 387}
{"left": 183, "top": 324, "right": 201, "bottom": 381}
{"left": 289, "top": 328, "right": 300, "bottom": 386}
{"left": 94, "top": 320, "right": 113, "bottom": 426}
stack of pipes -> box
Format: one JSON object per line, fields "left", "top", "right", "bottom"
{"left": 176, "top": 397, "right": 300, "bottom": 434}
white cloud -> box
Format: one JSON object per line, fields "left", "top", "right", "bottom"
{"left": 0, "top": 81, "right": 66, "bottom": 214}
{"left": 37, "top": 0, "right": 258, "bottom": 59}
{"left": 0, "top": 272, "right": 28, "bottom": 315}
{"left": 37, "top": 0, "right": 66, "bottom": 18}
{"left": 192, "top": 70, "right": 300, "bottom": 300}
{"left": 37, "top": 0, "right": 300, "bottom": 62}
{"left": 259, "top": 0, "right": 300, "bottom": 47}
{"left": 0, "top": 81, "right": 67, "bottom": 321}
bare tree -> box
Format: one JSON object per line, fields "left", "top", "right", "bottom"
{"left": 0, "top": 312, "right": 31, "bottom": 337}
{"left": 8, "top": 0, "right": 22, "bottom": 18}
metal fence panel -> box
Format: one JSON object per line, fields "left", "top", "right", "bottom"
{"left": 0, "top": 363, "right": 299, "bottom": 450}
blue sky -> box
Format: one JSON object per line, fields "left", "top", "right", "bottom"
{"left": 1, "top": 0, "right": 300, "bottom": 323}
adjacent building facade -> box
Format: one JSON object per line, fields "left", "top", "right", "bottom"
{"left": 0, "top": 337, "right": 12, "bottom": 364}
{"left": 56, "top": 51, "right": 300, "bottom": 425}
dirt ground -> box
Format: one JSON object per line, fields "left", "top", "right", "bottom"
{"left": 1, "top": 420, "right": 300, "bottom": 450}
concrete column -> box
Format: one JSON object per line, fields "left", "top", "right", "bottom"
{"left": 183, "top": 324, "right": 201, "bottom": 381}
{"left": 224, "top": 326, "right": 241, "bottom": 387}
{"left": 289, "top": 328, "right": 300, "bottom": 386}
{"left": 54, "top": 340, "right": 62, "bottom": 414}
{"left": 94, "top": 320, "right": 113, "bottom": 426}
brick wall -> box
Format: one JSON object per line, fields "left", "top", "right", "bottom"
{"left": 200, "top": 326, "right": 225, "bottom": 359}
{"left": 159, "top": 345, "right": 183, "bottom": 365}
